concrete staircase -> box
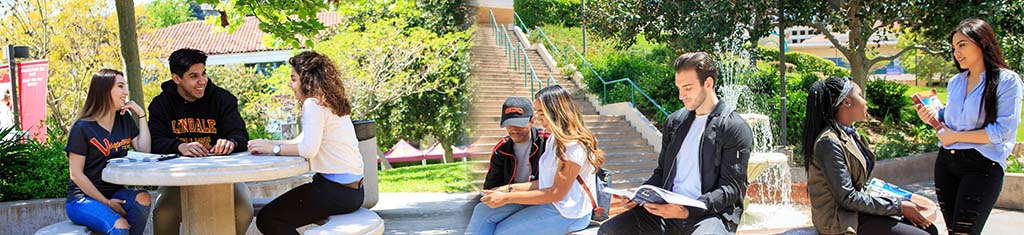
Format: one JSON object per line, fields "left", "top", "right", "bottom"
{"left": 467, "top": 24, "right": 660, "bottom": 189}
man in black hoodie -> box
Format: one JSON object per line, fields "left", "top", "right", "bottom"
{"left": 148, "top": 48, "right": 253, "bottom": 235}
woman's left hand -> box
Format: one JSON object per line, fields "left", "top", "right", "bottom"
{"left": 120, "top": 100, "right": 145, "bottom": 117}
{"left": 936, "top": 126, "right": 957, "bottom": 147}
{"left": 481, "top": 191, "right": 510, "bottom": 208}
{"left": 247, "top": 139, "right": 273, "bottom": 154}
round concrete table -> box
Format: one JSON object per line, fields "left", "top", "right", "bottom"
{"left": 103, "top": 152, "right": 309, "bottom": 235}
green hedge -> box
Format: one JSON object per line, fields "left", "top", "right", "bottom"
{"left": 513, "top": 0, "right": 580, "bottom": 28}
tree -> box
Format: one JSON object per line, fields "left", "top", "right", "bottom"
{"left": 0, "top": 0, "right": 162, "bottom": 138}
{"left": 897, "top": 30, "right": 956, "bottom": 86}
{"left": 314, "top": 17, "right": 471, "bottom": 163}
{"left": 143, "top": 0, "right": 197, "bottom": 28}
{"left": 584, "top": 0, "right": 1021, "bottom": 93}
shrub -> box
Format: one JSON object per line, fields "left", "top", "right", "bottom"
{"left": 580, "top": 46, "right": 679, "bottom": 125}
{"left": 514, "top": 0, "right": 581, "bottom": 28}
{"left": 0, "top": 125, "right": 69, "bottom": 202}
{"left": 866, "top": 80, "right": 911, "bottom": 123}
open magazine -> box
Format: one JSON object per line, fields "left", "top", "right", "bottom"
{"left": 107, "top": 151, "right": 179, "bottom": 163}
{"left": 603, "top": 185, "right": 706, "bottom": 210}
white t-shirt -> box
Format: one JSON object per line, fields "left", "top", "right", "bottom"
{"left": 537, "top": 136, "right": 596, "bottom": 219}
{"left": 672, "top": 114, "right": 707, "bottom": 199}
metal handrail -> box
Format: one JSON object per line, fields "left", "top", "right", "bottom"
{"left": 565, "top": 46, "right": 670, "bottom": 119}
{"left": 606, "top": 78, "right": 671, "bottom": 119}
{"left": 493, "top": 10, "right": 670, "bottom": 122}
{"left": 535, "top": 28, "right": 561, "bottom": 64}
{"left": 519, "top": 41, "right": 547, "bottom": 94}
{"left": 513, "top": 12, "right": 530, "bottom": 35}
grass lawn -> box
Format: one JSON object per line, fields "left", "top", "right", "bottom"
{"left": 907, "top": 85, "right": 1024, "bottom": 141}
{"left": 378, "top": 161, "right": 472, "bottom": 193}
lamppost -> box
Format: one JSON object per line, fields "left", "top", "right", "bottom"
{"left": 6, "top": 44, "right": 30, "bottom": 130}
{"left": 581, "top": 0, "right": 586, "bottom": 54}
{"left": 777, "top": 0, "right": 787, "bottom": 147}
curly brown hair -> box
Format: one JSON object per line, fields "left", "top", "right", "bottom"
{"left": 289, "top": 51, "right": 352, "bottom": 117}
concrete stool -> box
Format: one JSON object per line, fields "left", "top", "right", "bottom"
{"left": 302, "top": 208, "right": 384, "bottom": 235}
{"left": 34, "top": 221, "right": 100, "bottom": 235}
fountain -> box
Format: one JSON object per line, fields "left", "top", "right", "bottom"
{"left": 717, "top": 52, "right": 811, "bottom": 230}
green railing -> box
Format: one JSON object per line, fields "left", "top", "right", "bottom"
{"left": 563, "top": 45, "right": 670, "bottom": 119}
{"left": 502, "top": 11, "right": 670, "bottom": 120}
{"left": 491, "top": 10, "right": 554, "bottom": 95}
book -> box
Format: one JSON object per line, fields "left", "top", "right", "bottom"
{"left": 107, "top": 151, "right": 180, "bottom": 163}
{"left": 865, "top": 178, "right": 912, "bottom": 201}
{"left": 910, "top": 89, "right": 945, "bottom": 130}
{"left": 603, "top": 185, "right": 706, "bottom": 209}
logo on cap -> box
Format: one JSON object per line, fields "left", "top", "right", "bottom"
{"left": 504, "top": 107, "right": 524, "bottom": 115}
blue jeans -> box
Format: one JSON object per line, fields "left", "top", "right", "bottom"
{"left": 465, "top": 202, "right": 590, "bottom": 235}
{"left": 65, "top": 189, "right": 150, "bottom": 235}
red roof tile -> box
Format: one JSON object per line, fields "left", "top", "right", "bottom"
{"left": 142, "top": 12, "right": 341, "bottom": 56}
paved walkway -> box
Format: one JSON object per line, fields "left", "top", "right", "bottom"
{"left": 374, "top": 192, "right": 474, "bottom": 234}
{"left": 331, "top": 188, "right": 1022, "bottom": 235}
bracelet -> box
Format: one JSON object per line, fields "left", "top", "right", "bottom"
{"left": 137, "top": 113, "right": 146, "bottom": 119}
{"left": 507, "top": 186, "right": 513, "bottom": 192}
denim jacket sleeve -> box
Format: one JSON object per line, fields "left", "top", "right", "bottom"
{"left": 814, "top": 137, "right": 902, "bottom": 216}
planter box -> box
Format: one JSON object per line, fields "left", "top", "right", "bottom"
{"left": 996, "top": 173, "right": 1024, "bottom": 210}
{"left": 871, "top": 151, "right": 938, "bottom": 186}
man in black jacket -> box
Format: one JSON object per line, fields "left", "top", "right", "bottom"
{"left": 482, "top": 97, "right": 549, "bottom": 190}
{"left": 148, "top": 48, "right": 253, "bottom": 235}
{"left": 599, "top": 52, "right": 753, "bottom": 235}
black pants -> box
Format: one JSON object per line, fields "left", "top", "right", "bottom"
{"left": 597, "top": 206, "right": 735, "bottom": 235}
{"left": 935, "top": 148, "right": 1004, "bottom": 235}
{"left": 256, "top": 174, "right": 364, "bottom": 235}
{"left": 856, "top": 214, "right": 938, "bottom": 235}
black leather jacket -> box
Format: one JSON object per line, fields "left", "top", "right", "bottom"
{"left": 644, "top": 102, "right": 752, "bottom": 226}
{"left": 807, "top": 123, "right": 902, "bottom": 234}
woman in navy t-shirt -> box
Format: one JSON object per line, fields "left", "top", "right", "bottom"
{"left": 64, "top": 69, "right": 152, "bottom": 235}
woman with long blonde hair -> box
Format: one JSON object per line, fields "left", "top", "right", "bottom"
{"left": 465, "top": 85, "right": 605, "bottom": 235}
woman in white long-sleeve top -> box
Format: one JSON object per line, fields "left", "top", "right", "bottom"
{"left": 248, "top": 51, "right": 363, "bottom": 235}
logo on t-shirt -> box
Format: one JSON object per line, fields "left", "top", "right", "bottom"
{"left": 171, "top": 118, "right": 219, "bottom": 149}
{"left": 89, "top": 137, "right": 133, "bottom": 156}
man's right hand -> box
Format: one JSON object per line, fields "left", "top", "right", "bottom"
{"left": 178, "top": 142, "right": 209, "bottom": 157}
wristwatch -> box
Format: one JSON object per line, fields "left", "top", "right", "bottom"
{"left": 272, "top": 144, "right": 281, "bottom": 156}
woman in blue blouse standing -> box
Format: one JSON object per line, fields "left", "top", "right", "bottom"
{"left": 915, "top": 18, "right": 1023, "bottom": 235}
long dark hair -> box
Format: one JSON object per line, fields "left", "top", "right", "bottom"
{"left": 802, "top": 77, "right": 849, "bottom": 168}
{"left": 289, "top": 51, "right": 352, "bottom": 117}
{"left": 77, "top": 69, "right": 123, "bottom": 120}
{"left": 950, "top": 18, "right": 1009, "bottom": 125}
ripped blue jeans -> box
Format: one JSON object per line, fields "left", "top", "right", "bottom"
{"left": 935, "top": 148, "right": 1004, "bottom": 235}
{"left": 65, "top": 189, "right": 150, "bottom": 235}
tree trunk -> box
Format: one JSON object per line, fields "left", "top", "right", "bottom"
{"left": 442, "top": 144, "right": 454, "bottom": 164}
{"left": 115, "top": 0, "right": 145, "bottom": 107}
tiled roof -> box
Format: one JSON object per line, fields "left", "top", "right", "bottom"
{"left": 141, "top": 12, "right": 341, "bottom": 56}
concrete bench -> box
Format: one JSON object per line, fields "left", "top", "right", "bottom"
{"left": 254, "top": 198, "right": 384, "bottom": 235}
{"left": 33, "top": 221, "right": 100, "bottom": 235}
{"left": 302, "top": 208, "right": 384, "bottom": 235}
